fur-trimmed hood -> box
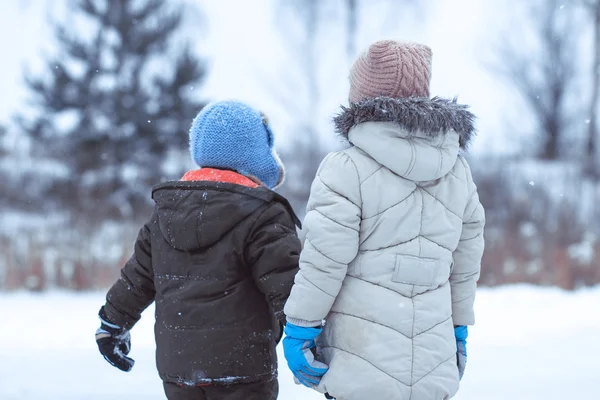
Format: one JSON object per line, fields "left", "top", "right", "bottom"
{"left": 334, "top": 96, "right": 476, "bottom": 149}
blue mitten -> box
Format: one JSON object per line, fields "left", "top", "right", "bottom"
{"left": 454, "top": 325, "right": 468, "bottom": 380}
{"left": 282, "top": 323, "right": 329, "bottom": 387}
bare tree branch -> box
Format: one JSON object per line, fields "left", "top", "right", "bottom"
{"left": 490, "top": 0, "right": 579, "bottom": 160}
{"left": 580, "top": 0, "right": 600, "bottom": 177}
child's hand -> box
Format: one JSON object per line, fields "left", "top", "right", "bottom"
{"left": 95, "top": 307, "right": 135, "bottom": 372}
{"left": 282, "top": 323, "right": 329, "bottom": 387}
{"left": 454, "top": 325, "right": 468, "bottom": 380}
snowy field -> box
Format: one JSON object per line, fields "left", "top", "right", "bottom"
{"left": 1, "top": 285, "right": 599, "bottom": 400}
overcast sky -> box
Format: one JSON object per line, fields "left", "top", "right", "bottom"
{"left": 0, "top": 0, "right": 525, "bottom": 155}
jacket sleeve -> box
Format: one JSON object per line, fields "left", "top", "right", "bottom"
{"left": 284, "top": 152, "right": 362, "bottom": 327}
{"left": 246, "top": 202, "right": 302, "bottom": 325}
{"left": 102, "top": 215, "right": 156, "bottom": 330}
{"left": 451, "top": 157, "right": 485, "bottom": 326}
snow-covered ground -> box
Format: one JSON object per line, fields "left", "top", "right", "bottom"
{"left": 1, "top": 285, "right": 598, "bottom": 400}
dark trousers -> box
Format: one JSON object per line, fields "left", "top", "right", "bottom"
{"left": 163, "top": 380, "right": 278, "bottom": 400}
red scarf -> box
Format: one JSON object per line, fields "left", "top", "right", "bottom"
{"left": 181, "top": 168, "right": 260, "bottom": 188}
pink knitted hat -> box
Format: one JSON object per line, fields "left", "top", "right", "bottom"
{"left": 349, "top": 40, "right": 432, "bottom": 103}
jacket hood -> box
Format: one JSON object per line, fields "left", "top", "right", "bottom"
{"left": 152, "top": 181, "right": 300, "bottom": 251}
{"left": 333, "top": 97, "right": 476, "bottom": 181}
{"left": 334, "top": 97, "right": 476, "bottom": 149}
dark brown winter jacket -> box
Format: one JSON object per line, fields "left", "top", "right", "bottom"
{"left": 101, "top": 169, "right": 302, "bottom": 386}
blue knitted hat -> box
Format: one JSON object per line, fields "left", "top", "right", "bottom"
{"left": 189, "top": 101, "right": 284, "bottom": 189}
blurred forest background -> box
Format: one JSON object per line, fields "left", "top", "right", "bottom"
{"left": 1, "top": 0, "right": 599, "bottom": 292}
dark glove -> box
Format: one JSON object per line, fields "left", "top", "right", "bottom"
{"left": 454, "top": 325, "right": 468, "bottom": 380}
{"left": 95, "top": 307, "right": 135, "bottom": 372}
{"left": 276, "top": 322, "right": 284, "bottom": 345}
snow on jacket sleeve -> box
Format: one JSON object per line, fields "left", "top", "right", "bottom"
{"left": 451, "top": 157, "right": 485, "bottom": 326}
{"left": 103, "top": 214, "right": 156, "bottom": 330}
{"left": 246, "top": 202, "right": 302, "bottom": 325}
{"left": 284, "top": 152, "right": 362, "bottom": 327}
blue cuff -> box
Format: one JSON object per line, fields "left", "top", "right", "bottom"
{"left": 284, "top": 322, "right": 322, "bottom": 340}
{"left": 100, "top": 316, "right": 121, "bottom": 330}
{"left": 454, "top": 325, "right": 468, "bottom": 341}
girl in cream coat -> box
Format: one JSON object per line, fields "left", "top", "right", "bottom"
{"left": 283, "top": 40, "right": 485, "bottom": 400}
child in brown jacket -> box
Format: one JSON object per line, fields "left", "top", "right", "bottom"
{"left": 95, "top": 101, "right": 302, "bottom": 400}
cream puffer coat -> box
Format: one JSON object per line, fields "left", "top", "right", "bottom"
{"left": 284, "top": 97, "right": 485, "bottom": 400}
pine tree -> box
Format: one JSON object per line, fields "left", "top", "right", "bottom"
{"left": 20, "top": 0, "right": 206, "bottom": 223}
